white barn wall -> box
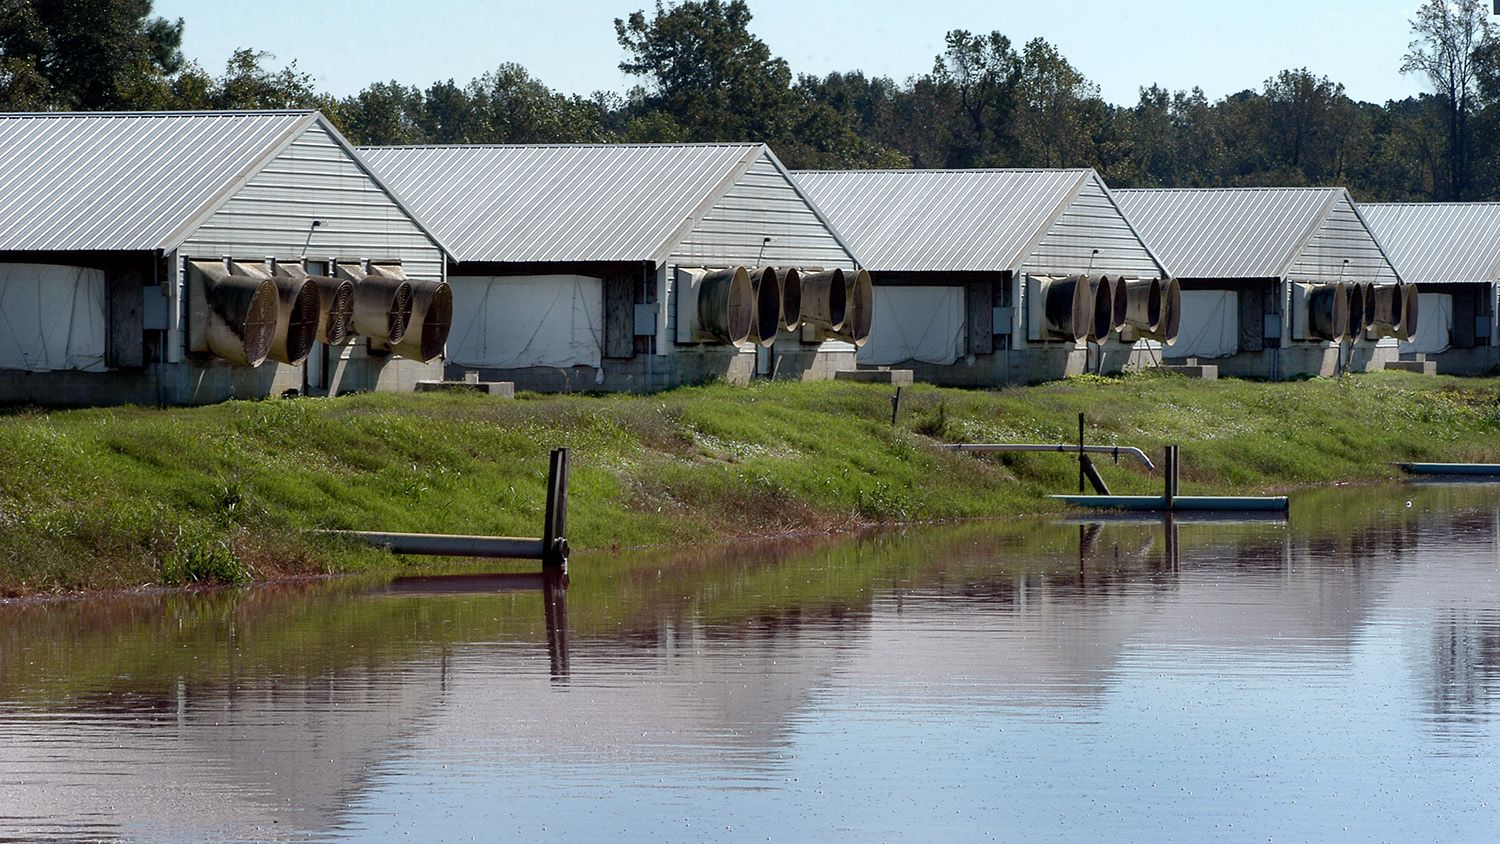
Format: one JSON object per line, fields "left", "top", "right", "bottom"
{"left": 1008, "top": 177, "right": 1166, "bottom": 379}
{"left": 171, "top": 122, "right": 446, "bottom": 403}
{"left": 1286, "top": 197, "right": 1399, "bottom": 285}
{"left": 1275, "top": 196, "right": 1403, "bottom": 376}
{"left": 1020, "top": 177, "right": 1161, "bottom": 279}
{"left": 665, "top": 153, "right": 858, "bottom": 384}
{"left": 179, "top": 123, "right": 444, "bottom": 281}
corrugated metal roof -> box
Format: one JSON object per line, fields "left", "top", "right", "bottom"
{"left": 1359, "top": 203, "right": 1500, "bottom": 284}
{"left": 360, "top": 143, "right": 770, "bottom": 264}
{"left": 0, "top": 110, "right": 318, "bottom": 252}
{"left": 791, "top": 168, "right": 1095, "bottom": 272}
{"left": 1114, "top": 187, "right": 1345, "bottom": 279}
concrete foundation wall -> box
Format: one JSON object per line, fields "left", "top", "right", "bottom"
{"left": 0, "top": 348, "right": 440, "bottom": 407}
{"left": 872, "top": 342, "right": 1164, "bottom": 387}
{"left": 869, "top": 338, "right": 1432, "bottom": 387}
{"left": 1164, "top": 341, "right": 1405, "bottom": 379}
{"left": 446, "top": 341, "right": 855, "bottom": 393}
{"left": 1427, "top": 347, "right": 1500, "bottom": 375}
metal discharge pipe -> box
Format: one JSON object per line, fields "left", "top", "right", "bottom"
{"left": 311, "top": 275, "right": 356, "bottom": 345}
{"left": 748, "top": 267, "right": 783, "bottom": 347}
{"left": 1346, "top": 282, "right": 1366, "bottom": 341}
{"left": 1372, "top": 281, "right": 1406, "bottom": 339}
{"left": 319, "top": 530, "right": 547, "bottom": 559}
{"left": 1122, "top": 277, "right": 1163, "bottom": 335}
{"left": 696, "top": 266, "right": 754, "bottom": 344}
{"left": 1307, "top": 282, "right": 1350, "bottom": 342}
{"left": 1084, "top": 275, "right": 1116, "bottom": 342}
{"left": 1345, "top": 282, "right": 1378, "bottom": 341}
{"left": 1359, "top": 281, "right": 1377, "bottom": 335}
{"left": 942, "top": 442, "right": 1156, "bottom": 470}
{"left": 779, "top": 266, "right": 802, "bottom": 332}
{"left": 1121, "top": 277, "right": 1180, "bottom": 344}
{"left": 342, "top": 262, "right": 413, "bottom": 344}
{"left": 1158, "top": 277, "right": 1182, "bottom": 344}
{"left": 1039, "top": 275, "right": 1091, "bottom": 341}
{"left": 1104, "top": 276, "right": 1128, "bottom": 333}
{"left": 1401, "top": 283, "right": 1420, "bottom": 341}
{"left": 799, "top": 268, "right": 848, "bottom": 332}
{"left": 845, "top": 268, "right": 874, "bottom": 347}
{"left": 814, "top": 268, "right": 875, "bottom": 347}
{"left": 258, "top": 265, "right": 320, "bottom": 366}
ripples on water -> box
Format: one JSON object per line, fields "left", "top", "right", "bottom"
{"left": 1, "top": 483, "right": 1498, "bottom": 842}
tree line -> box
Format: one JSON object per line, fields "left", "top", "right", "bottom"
{"left": 3, "top": 0, "right": 1497, "bottom": 201}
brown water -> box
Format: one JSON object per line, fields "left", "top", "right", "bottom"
{"left": 1, "top": 483, "right": 1498, "bottom": 842}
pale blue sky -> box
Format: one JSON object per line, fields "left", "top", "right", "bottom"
{"left": 154, "top": 0, "right": 1434, "bottom": 106}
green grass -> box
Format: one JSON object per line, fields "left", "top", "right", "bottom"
{"left": 1, "top": 369, "right": 1498, "bottom": 595}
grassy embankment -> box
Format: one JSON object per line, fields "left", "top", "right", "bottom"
{"left": 1, "top": 370, "right": 1498, "bottom": 595}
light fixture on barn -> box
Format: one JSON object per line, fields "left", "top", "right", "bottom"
{"left": 300, "top": 219, "right": 323, "bottom": 260}
{"left": 756, "top": 235, "right": 772, "bottom": 266}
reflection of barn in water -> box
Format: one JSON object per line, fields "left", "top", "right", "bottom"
{"left": 1389, "top": 501, "right": 1500, "bottom": 730}
{"left": 4, "top": 495, "right": 1500, "bottom": 839}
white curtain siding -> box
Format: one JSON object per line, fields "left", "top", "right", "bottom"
{"left": 1168, "top": 289, "right": 1239, "bottom": 359}
{"left": 0, "top": 263, "right": 107, "bottom": 372}
{"left": 1399, "top": 293, "right": 1452, "bottom": 355}
{"left": 446, "top": 275, "right": 603, "bottom": 370}
{"left": 857, "top": 286, "right": 966, "bottom": 366}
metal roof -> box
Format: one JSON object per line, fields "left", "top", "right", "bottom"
{"left": 0, "top": 110, "right": 324, "bottom": 252}
{"left": 359, "top": 143, "right": 778, "bottom": 264}
{"left": 790, "top": 168, "right": 1100, "bottom": 272}
{"left": 1113, "top": 188, "right": 1353, "bottom": 279}
{"left": 1359, "top": 203, "right": 1500, "bottom": 284}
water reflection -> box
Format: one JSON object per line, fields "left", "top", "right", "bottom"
{"left": 0, "top": 483, "right": 1497, "bottom": 841}
{"left": 384, "top": 570, "right": 571, "bottom": 679}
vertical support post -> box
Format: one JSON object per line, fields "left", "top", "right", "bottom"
{"left": 1163, "top": 444, "right": 1179, "bottom": 509}
{"left": 1078, "top": 412, "right": 1086, "bottom": 493}
{"left": 1172, "top": 445, "right": 1181, "bottom": 501}
{"left": 542, "top": 447, "right": 570, "bottom": 570}
{"left": 891, "top": 386, "right": 906, "bottom": 427}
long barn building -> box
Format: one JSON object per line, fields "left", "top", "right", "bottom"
{"left": 362, "top": 143, "right": 864, "bottom": 391}
{"left": 1115, "top": 187, "right": 1403, "bottom": 378}
{"left": 0, "top": 110, "right": 450, "bottom": 405}
{"left": 1359, "top": 203, "right": 1500, "bottom": 374}
{"left": 793, "top": 168, "right": 1168, "bottom": 384}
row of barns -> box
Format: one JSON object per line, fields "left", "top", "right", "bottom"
{"left": 0, "top": 109, "right": 1495, "bottom": 406}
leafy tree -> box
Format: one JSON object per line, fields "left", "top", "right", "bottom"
{"left": 1355, "top": 96, "right": 1445, "bottom": 199}
{"left": 615, "top": 0, "right": 794, "bottom": 142}
{"left": 340, "top": 81, "right": 425, "bottom": 145}
{"left": 1401, "top": 0, "right": 1493, "bottom": 199}
{"left": 210, "top": 48, "right": 320, "bottom": 110}
{"left": 0, "top": 0, "right": 184, "bottom": 109}
{"left": 419, "top": 79, "right": 486, "bottom": 143}
{"left": 930, "top": 30, "right": 1022, "bottom": 166}
{"left": 621, "top": 109, "right": 689, "bottom": 143}
{"left": 1261, "top": 68, "right": 1361, "bottom": 184}
{"left": 466, "top": 62, "right": 610, "bottom": 143}
{"left": 1014, "top": 38, "right": 1099, "bottom": 168}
